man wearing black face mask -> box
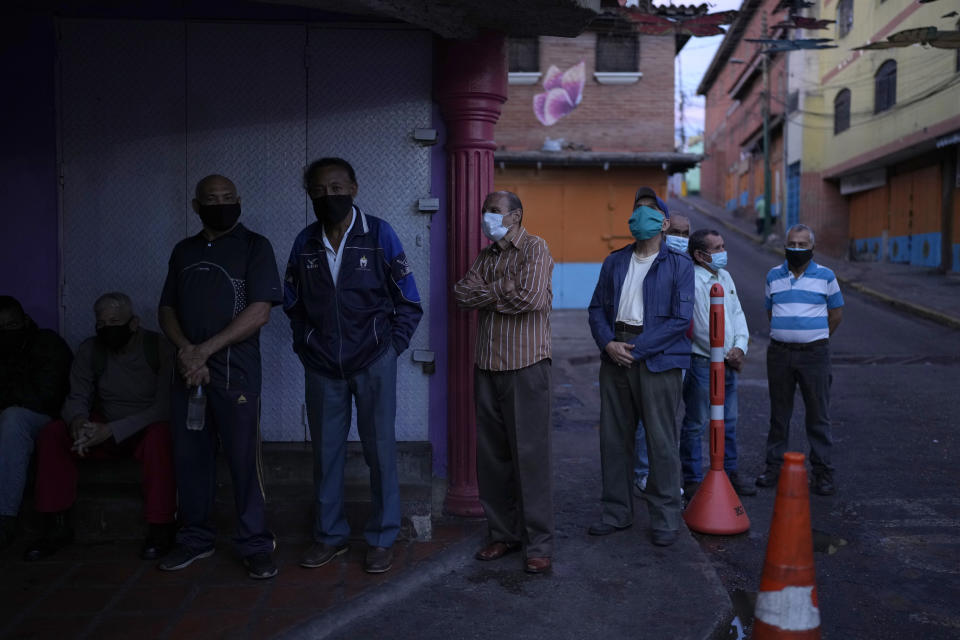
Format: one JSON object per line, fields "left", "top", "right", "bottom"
{"left": 757, "top": 224, "right": 844, "bottom": 496}
{"left": 158, "top": 174, "right": 283, "bottom": 579}
{"left": 24, "top": 292, "right": 176, "bottom": 561}
{"left": 0, "top": 296, "right": 72, "bottom": 550}
{"left": 284, "top": 157, "right": 422, "bottom": 574}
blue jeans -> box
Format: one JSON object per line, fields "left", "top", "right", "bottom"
{"left": 633, "top": 423, "right": 649, "bottom": 483}
{"left": 304, "top": 347, "right": 400, "bottom": 548}
{"left": 0, "top": 407, "right": 52, "bottom": 517}
{"left": 679, "top": 356, "right": 739, "bottom": 483}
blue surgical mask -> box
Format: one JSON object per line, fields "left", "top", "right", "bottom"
{"left": 706, "top": 251, "right": 728, "bottom": 271}
{"left": 665, "top": 235, "right": 689, "bottom": 253}
{"left": 628, "top": 206, "right": 665, "bottom": 241}
{"left": 481, "top": 212, "right": 509, "bottom": 242}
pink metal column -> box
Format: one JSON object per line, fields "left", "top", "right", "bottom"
{"left": 434, "top": 32, "right": 507, "bottom": 517}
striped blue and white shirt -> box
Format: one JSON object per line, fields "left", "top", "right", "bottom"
{"left": 764, "top": 261, "right": 843, "bottom": 343}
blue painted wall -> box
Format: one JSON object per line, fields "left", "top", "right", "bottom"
{"left": 553, "top": 263, "right": 602, "bottom": 309}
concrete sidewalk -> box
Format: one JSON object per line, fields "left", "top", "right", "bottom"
{"left": 1, "top": 309, "right": 734, "bottom": 640}
{"left": 680, "top": 195, "right": 960, "bottom": 331}
{"left": 285, "top": 310, "right": 733, "bottom": 640}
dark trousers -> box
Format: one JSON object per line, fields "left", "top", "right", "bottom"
{"left": 304, "top": 348, "right": 400, "bottom": 548}
{"left": 599, "top": 351, "right": 683, "bottom": 533}
{"left": 34, "top": 418, "right": 176, "bottom": 524}
{"left": 475, "top": 359, "right": 554, "bottom": 559}
{"left": 765, "top": 340, "right": 834, "bottom": 474}
{"left": 171, "top": 384, "right": 273, "bottom": 555}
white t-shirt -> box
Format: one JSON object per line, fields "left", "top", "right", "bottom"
{"left": 616, "top": 251, "right": 657, "bottom": 325}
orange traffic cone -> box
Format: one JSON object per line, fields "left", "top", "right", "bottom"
{"left": 753, "top": 452, "right": 821, "bottom": 639}
{"left": 683, "top": 283, "right": 749, "bottom": 535}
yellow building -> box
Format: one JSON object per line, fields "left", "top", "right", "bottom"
{"left": 798, "top": 0, "right": 959, "bottom": 269}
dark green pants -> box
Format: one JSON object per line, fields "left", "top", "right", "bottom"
{"left": 475, "top": 359, "right": 554, "bottom": 559}
{"left": 599, "top": 355, "right": 682, "bottom": 533}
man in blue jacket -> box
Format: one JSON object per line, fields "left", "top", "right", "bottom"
{"left": 587, "top": 187, "right": 694, "bottom": 547}
{"left": 284, "top": 158, "right": 422, "bottom": 574}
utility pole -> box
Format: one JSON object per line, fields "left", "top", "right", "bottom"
{"left": 762, "top": 11, "right": 772, "bottom": 237}
{"left": 678, "top": 53, "right": 686, "bottom": 149}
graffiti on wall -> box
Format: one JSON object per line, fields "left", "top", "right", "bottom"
{"left": 533, "top": 61, "right": 585, "bottom": 126}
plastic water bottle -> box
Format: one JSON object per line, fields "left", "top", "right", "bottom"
{"left": 186, "top": 385, "right": 206, "bottom": 431}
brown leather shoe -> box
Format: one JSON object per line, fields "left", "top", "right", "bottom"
{"left": 524, "top": 557, "right": 552, "bottom": 574}
{"left": 474, "top": 541, "right": 521, "bottom": 561}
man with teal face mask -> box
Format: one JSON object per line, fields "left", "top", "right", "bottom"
{"left": 587, "top": 187, "right": 694, "bottom": 547}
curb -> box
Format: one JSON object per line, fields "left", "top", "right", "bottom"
{"left": 679, "top": 197, "right": 960, "bottom": 332}
{"left": 279, "top": 527, "right": 486, "bottom": 640}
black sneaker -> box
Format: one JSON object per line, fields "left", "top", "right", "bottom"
{"left": 157, "top": 544, "right": 214, "bottom": 571}
{"left": 0, "top": 515, "right": 17, "bottom": 551}
{"left": 728, "top": 472, "right": 757, "bottom": 496}
{"left": 755, "top": 468, "right": 780, "bottom": 488}
{"left": 140, "top": 523, "right": 176, "bottom": 561}
{"left": 243, "top": 551, "right": 278, "bottom": 579}
{"left": 811, "top": 471, "right": 836, "bottom": 496}
{"left": 23, "top": 512, "right": 74, "bottom": 562}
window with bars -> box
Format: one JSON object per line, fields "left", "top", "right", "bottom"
{"left": 837, "top": 0, "right": 854, "bottom": 38}
{"left": 834, "top": 89, "right": 850, "bottom": 134}
{"left": 874, "top": 60, "right": 896, "bottom": 114}
{"left": 508, "top": 37, "right": 539, "bottom": 73}
{"left": 595, "top": 33, "right": 639, "bottom": 72}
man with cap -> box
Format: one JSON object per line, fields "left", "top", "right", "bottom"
{"left": 587, "top": 186, "right": 694, "bottom": 547}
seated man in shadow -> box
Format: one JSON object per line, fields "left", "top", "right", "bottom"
{"left": 24, "top": 292, "right": 177, "bottom": 561}
{"left": 0, "top": 296, "right": 72, "bottom": 550}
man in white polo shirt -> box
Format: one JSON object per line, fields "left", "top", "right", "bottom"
{"left": 756, "top": 224, "right": 843, "bottom": 495}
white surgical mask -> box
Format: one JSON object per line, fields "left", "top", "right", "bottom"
{"left": 665, "top": 235, "right": 689, "bottom": 253}
{"left": 481, "top": 212, "right": 509, "bottom": 242}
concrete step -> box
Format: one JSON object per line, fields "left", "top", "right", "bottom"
{"left": 22, "top": 441, "right": 435, "bottom": 543}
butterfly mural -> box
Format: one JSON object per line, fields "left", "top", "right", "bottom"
{"left": 533, "top": 61, "right": 586, "bottom": 126}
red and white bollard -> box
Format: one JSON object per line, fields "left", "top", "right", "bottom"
{"left": 683, "top": 283, "right": 750, "bottom": 535}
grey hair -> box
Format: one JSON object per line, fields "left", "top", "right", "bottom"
{"left": 786, "top": 224, "right": 815, "bottom": 245}
{"left": 94, "top": 292, "right": 134, "bottom": 318}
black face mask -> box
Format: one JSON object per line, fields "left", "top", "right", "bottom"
{"left": 197, "top": 202, "right": 241, "bottom": 231}
{"left": 0, "top": 328, "right": 26, "bottom": 355}
{"left": 785, "top": 248, "right": 813, "bottom": 270}
{"left": 96, "top": 323, "right": 133, "bottom": 351}
{"left": 312, "top": 195, "right": 353, "bottom": 226}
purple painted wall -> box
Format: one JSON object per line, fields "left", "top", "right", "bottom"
{"left": 429, "top": 103, "right": 449, "bottom": 478}
{"left": 0, "top": 15, "right": 59, "bottom": 330}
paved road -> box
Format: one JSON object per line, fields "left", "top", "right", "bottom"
{"left": 672, "top": 199, "right": 960, "bottom": 639}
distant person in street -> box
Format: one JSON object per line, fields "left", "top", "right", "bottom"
{"left": 285, "top": 158, "right": 422, "bottom": 575}
{"left": 587, "top": 187, "right": 694, "bottom": 547}
{"left": 756, "top": 224, "right": 843, "bottom": 495}
{"left": 633, "top": 211, "right": 689, "bottom": 495}
{"left": 679, "top": 230, "right": 755, "bottom": 498}
{"left": 454, "top": 190, "right": 555, "bottom": 575}
{"left": 158, "top": 174, "right": 283, "bottom": 579}
{"left": 0, "top": 296, "right": 72, "bottom": 550}
{"left": 25, "top": 292, "right": 177, "bottom": 561}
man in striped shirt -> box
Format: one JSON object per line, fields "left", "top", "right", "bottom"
{"left": 757, "top": 224, "right": 844, "bottom": 496}
{"left": 453, "top": 190, "right": 555, "bottom": 575}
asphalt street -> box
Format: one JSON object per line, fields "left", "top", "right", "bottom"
{"left": 671, "top": 198, "right": 960, "bottom": 639}
{"left": 305, "top": 202, "right": 960, "bottom": 640}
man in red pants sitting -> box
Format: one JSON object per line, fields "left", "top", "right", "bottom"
{"left": 24, "top": 292, "right": 177, "bottom": 561}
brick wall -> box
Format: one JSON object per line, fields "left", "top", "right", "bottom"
{"left": 496, "top": 33, "right": 676, "bottom": 152}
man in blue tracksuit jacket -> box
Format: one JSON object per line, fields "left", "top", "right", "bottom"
{"left": 586, "top": 187, "right": 693, "bottom": 546}
{"left": 284, "top": 158, "right": 422, "bottom": 574}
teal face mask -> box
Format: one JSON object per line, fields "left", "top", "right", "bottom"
{"left": 629, "top": 206, "right": 665, "bottom": 241}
